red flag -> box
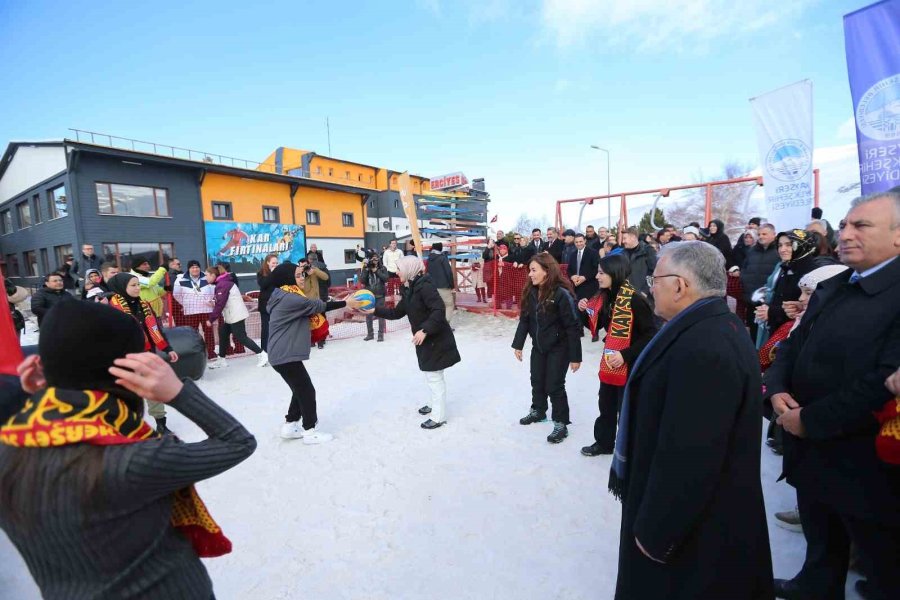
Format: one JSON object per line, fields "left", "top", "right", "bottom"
{"left": 490, "top": 215, "right": 498, "bottom": 223}
{"left": 0, "top": 271, "right": 24, "bottom": 376}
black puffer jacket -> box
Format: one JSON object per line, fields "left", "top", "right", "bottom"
{"left": 740, "top": 242, "right": 780, "bottom": 303}
{"left": 375, "top": 274, "right": 461, "bottom": 372}
{"left": 30, "top": 287, "right": 75, "bottom": 326}
{"left": 623, "top": 242, "right": 657, "bottom": 296}
{"left": 512, "top": 286, "right": 582, "bottom": 362}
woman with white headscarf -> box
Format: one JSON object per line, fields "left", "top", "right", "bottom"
{"left": 369, "top": 256, "right": 461, "bottom": 429}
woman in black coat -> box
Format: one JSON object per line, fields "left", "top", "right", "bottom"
{"left": 512, "top": 253, "right": 582, "bottom": 444}
{"left": 373, "top": 256, "right": 460, "bottom": 429}
{"left": 256, "top": 253, "right": 279, "bottom": 354}
{"left": 577, "top": 254, "right": 657, "bottom": 456}
{"left": 705, "top": 219, "right": 735, "bottom": 268}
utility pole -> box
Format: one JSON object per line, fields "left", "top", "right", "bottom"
{"left": 326, "top": 117, "right": 332, "bottom": 156}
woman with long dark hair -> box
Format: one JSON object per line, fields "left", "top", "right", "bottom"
{"left": 267, "top": 262, "right": 365, "bottom": 442}
{"left": 256, "top": 253, "right": 279, "bottom": 361}
{"left": 577, "top": 254, "right": 657, "bottom": 456}
{"left": 0, "top": 301, "right": 256, "bottom": 600}
{"left": 512, "top": 253, "right": 582, "bottom": 444}
{"left": 107, "top": 272, "right": 179, "bottom": 435}
{"left": 369, "top": 256, "right": 462, "bottom": 429}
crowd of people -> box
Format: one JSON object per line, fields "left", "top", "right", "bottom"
{"left": 1, "top": 188, "right": 899, "bottom": 599}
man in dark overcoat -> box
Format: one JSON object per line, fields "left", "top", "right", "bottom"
{"left": 612, "top": 241, "right": 773, "bottom": 600}
{"left": 765, "top": 191, "right": 900, "bottom": 600}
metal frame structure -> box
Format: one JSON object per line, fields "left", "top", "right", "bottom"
{"left": 555, "top": 170, "right": 821, "bottom": 238}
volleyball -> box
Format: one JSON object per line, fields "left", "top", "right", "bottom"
{"left": 351, "top": 289, "right": 376, "bottom": 310}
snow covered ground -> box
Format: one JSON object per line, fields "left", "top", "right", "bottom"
{"left": 1, "top": 311, "right": 862, "bottom": 599}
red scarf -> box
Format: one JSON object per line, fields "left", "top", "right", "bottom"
{"left": 758, "top": 320, "right": 794, "bottom": 372}
{"left": 279, "top": 285, "right": 329, "bottom": 343}
{"left": 0, "top": 388, "right": 232, "bottom": 557}
{"left": 875, "top": 397, "right": 900, "bottom": 465}
{"left": 109, "top": 294, "right": 169, "bottom": 352}
{"left": 600, "top": 282, "right": 636, "bottom": 387}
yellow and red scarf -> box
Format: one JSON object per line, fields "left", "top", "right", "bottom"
{"left": 108, "top": 294, "right": 169, "bottom": 353}
{"left": 586, "top": 282, "right": 636, "bottom": 387}
{"left": 0, "top": 388, "right": 232, "bottom": 558}
{"left": 875, "top": 397, "right": 900, "bottom": 465}
{"left": 279, "top": 284, "right": 329, "bottom": 344}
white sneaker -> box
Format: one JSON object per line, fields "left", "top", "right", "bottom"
{"left": 207, "top": 357, "right": 228, "bottom": 370}
{"left": 301, "top": 427, "right": 333, "bottom": 445}
{"left": 256, "top": 351, "right": 269, "bottom": 367}
{"left": 280, "top": 422, "right": 303, "bottom": 439}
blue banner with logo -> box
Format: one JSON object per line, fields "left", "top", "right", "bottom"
{"left": 204, "top": 221, "right": 306, "bottom": 274}
{"left": 844, "top": 0, "right": 900, "bottom": 194}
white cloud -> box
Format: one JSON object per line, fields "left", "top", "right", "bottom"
{"left": 540, "top": 0, "right": 817, "bottom": 50}
{"left": 836, "top": 116, "right": 857, "bottom": 141}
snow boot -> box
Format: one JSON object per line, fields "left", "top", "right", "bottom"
{"left": 377, "top": 333, "right": 384, "bottom": 342}
{"left": 155, "top": 418, "right": 172, "bottom": 436}
{"left": 581, "top": 442, "right": 611, "bottom": 456}
{"left": 363, "top": 333, "right": 375, "bottom": 341}
{"left": 519, "top": 409, "right": 547, "bottom": 425}
{"left": 547, "top": 422, "right": 568, "bottom": 444}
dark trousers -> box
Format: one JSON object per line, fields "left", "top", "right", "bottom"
{"left": 217, "top": 319, "right": 262, "bottom": 357}
{"left": 272, "top": 361, "right": 317, "bottom": 430}
{"left": 529, "top": 345, "right": 571, "bottom": 424}
{"left": 794, "top": 487, "right": 900, "bottom": 600}
{"left": 366, "top": 296, "right": 386, "bottom": 335}
{"left": 260, "top": 311, "right": 270, "bottom": 352}
{"left": 183, "top": 313, "right": 217, "bottom": 359}
{"left": 595, "top": 383, "right": 625, "bottom": 449}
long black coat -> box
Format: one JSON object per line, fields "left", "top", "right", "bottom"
{"left": 740, "top": 242, "right": 780, "bottom": 303}
{"left": 375, "top": 274, "right": 461, "bottom": 372}
{"left": 567, "top": 247, "right": 600, "bottom": 300}
{"left": 615, "top": 299, "right": 773, "bottom": 600}
{"left": 764, "top": 258, "right": 900, "bottom": 525}
{"left": 623, "top": 242, "right": 657, "bottom": 296}
{"left": 542, "top": 239, "right": 564, "bottom": 263}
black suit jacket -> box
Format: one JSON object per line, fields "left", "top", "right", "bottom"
{"left": 616, "top": 299, "right": 772, "bottom": 599}
{"left": 764, "top": 257, "right": 900, "bottom": 524}
{"left": 542, "top": 239, "right": 564, "bottom": 263}
{"left": 567, "top": 248, "right": 599, "bottom": 300}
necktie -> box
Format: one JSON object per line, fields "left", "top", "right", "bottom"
{"left": 849, "top": 272, "right": 861, "bottom": 284}
{"left": 577, "top": 250, "right": 583, "bottom": 276}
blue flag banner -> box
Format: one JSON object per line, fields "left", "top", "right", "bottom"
{"left": 844, "top": 0, "right": 900, "bottom": 194}
{"left": 204, "top": 221, "right": 306, "bottom": 273}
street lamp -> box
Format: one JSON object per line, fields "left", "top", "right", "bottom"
{"left": 590, "top": 145, "right": 611, "bottom": 229}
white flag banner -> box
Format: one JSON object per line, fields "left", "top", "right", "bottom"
{"left": 750, "top": 80, "right": 814, "bottom": 232}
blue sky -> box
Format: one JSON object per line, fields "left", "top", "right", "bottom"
{"left": 0, "top": 0, "right": 871, "bottom": 227}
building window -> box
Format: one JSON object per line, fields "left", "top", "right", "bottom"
{"left": 342, "top": 212, "right": 355, "bottom": 227}
{"left": 315, "top": 166, "right": 321, "bottom": 175}
{"left": 4, "top": 254, "right": 19, "bottom": 277}
{"left": 16, "top": 201, "right": 32, "bottom": 228}
{"left": 369, "top": 175, "right": 374, "bottom": 183}
{"left": 53, "top": 245, "right": 73, "bottom": 271}
{"left": 23, "top": 251, "right": 38, "bottom": 276}
{"left": 306, "top": 210, "right": 320, "bottom": 225}
{"left": 40, "top": 248, "right": 49, "bottom": 274}
{"left": 358, "top": 174, "right": 363, "bottom": 182}
{"left": 32, "top": 194, "right": 42, "bottom": 224}
{"left": 343, "top": 249, "right": 356, "bottom": 264}
{"left": 212, "top": 201, "right": 233, "bottom": 220}
{"left": 96, "top": 182, "right": 170, "bottom": 217}
{"left": 47, "top": 185, "right": 68, "bottom": 219}
{"left": 262, "top": 206, "right": 280, "bottom": 223}
{"left": 328, "top": 168, "right": 333, "bottom": 176}
{"left": 102, "top": 242, "right": 174, "bottom": 270}
{"left": 0, "top": 210, "right": 11, "bottom": 234}
{"left": 393, "top": 199, "right": 400, "bottom": 209}
{"left": 368, "top": 200, "right": 375, "bottom": 209}
{"left": 345, "top": 171, "right": 351, "bottom": 180}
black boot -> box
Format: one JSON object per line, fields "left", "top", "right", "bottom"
{"left": 377, "top": 333, "right": 384, "bottom": 342}
{"left": 519, "top": 409, "right": 547, "bottom": 425}
{"left": 581, "top": 442, "right": 611, "bottom": 456}
{"left": 155, "top": 417, "right": 172, "bottom": 436}
{"left": 547, "top": 422, "right": 568, "bottom": 444}
{"left": 363, "top": 333, "right": 374, "bottom": 341}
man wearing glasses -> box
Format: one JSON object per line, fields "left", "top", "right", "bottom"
{"left": 613, "top": 241, "right": 772, "bottom": 599}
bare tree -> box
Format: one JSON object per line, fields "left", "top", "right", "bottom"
{"left": 511, "top": 212, "right": 551, "bottom": 236}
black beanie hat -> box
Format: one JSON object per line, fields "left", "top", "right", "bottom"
{"left": 186, "top": 259, "right": 201, "bottom": 270}
{"left": 40, "top": 301, "right": 146, "bottom": 405}
{"left": 271, "top": 262, "right": 298, "bottom": 288}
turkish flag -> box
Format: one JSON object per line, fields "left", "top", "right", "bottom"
{"left": 0, "top": 272, "right": 23, "bottom": 376}
{"left": 490, "top": 215, "right": 498, "bottom": 223}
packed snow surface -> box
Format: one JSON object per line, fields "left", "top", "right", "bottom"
{"left": 1, "top": 312, "right": 862, "bottom": 599}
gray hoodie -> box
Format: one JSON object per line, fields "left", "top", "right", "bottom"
{"left": 266, "top": 288, "right": 327, "bottom": 366}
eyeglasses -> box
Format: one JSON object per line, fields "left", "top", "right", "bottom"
{"left": 647, "top": 274, "right": 684, "bottom": 288}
